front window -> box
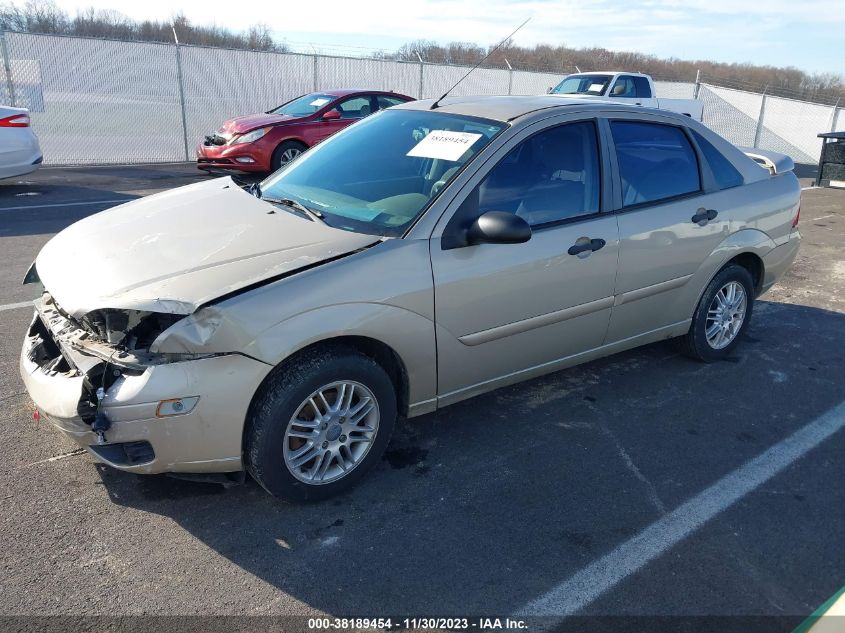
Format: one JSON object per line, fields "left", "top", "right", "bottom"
{"left": 610, "top": 77, "right": 637, "bottom": 98}
{"left": 333, "top": 96, "right": 372, "bottom": 119}
{"left": 260, "top": 109, "right": 505, "bottom": 237}
{"left": 476, "top": 120, "right": 601, "bottom": 226}
{"left": 550, "top": 74, "right": 612, "bottom": 96}
{"left": 269, "top": 93, "right": 337, "bottom": 117}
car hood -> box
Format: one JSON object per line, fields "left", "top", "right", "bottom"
{"left": 35, "top": 178, "right": 379, "bottom": 318}
{"left": 221, "top": 112, "right": 302, "bottom": 134}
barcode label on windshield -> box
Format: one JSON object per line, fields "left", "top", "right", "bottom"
{"left": 407, "top": 130, "right": 483, "bottom": 161}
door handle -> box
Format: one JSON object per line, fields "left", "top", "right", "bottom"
{"left": 568, "top": 237, "right": 606, "bottom": 258}
{"left": 691, "top": 208, "right": 718, "bottom": 226}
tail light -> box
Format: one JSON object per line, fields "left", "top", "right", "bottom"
{"left": 0, "top": 113, "right": 30, "bottom": 127}
{"left": 792, "top": 206, "right": 800, "bottom": 228}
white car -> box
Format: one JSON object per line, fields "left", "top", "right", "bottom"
{"left": 0, "top": 105, "right": 42, "bottom": 180}
{"left": 547, "top": 72, "right": 704, "bottom": 120}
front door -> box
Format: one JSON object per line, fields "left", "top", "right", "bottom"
{"left": 430, "top": 119, "right": 620, "bottom": 401}
{"left": 314, "top": 95, "right": 374, "bottom": 143}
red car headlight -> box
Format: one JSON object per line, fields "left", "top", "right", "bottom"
{"left": 231, "top": 127, "right": 270, "bottom": 145}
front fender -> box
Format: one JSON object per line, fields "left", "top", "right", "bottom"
{"left": 242, "top": 303, "right": 437, "bottom": 413}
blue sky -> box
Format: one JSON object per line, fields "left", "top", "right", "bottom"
{"left": 59, "top": 0, "right": 845, "bottom": 76}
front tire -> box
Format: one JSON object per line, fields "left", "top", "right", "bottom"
{"left": 245, "top": 346, "right": 397, "bottom": 501}
{"left": 676, "top": 264, "right": 755, "bottom": 362}
{"left": 270, "top": 140, "right": 307, "bottom": 172}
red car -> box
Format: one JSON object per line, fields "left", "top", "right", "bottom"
{"left": 196, "top": 89, "right": 413, "bottom": 174}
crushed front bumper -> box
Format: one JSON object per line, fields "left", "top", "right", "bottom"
{"left": 19, "top": 304, "right": 272, "bottom": 474}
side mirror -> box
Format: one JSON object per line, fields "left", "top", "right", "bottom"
{"left": 322, "top": 109, "right": 342, "bottom": 121}
{"left": 466, "top": 211, "right": 531, "bottom": 246}
{"left": 546, "top": 87, "right": 554, "bottom": 94}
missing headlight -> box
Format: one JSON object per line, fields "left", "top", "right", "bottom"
{"left": 79, "top": 309, "right": 183, "bottom": 351}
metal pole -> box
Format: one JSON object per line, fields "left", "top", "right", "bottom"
{"left": 753, "top": 86, "right": 768, "bottom": 149}
{"left": 0, "top": 31, "right": 16, "bottom": 107}
{"left": 416, "top": 51, "right": 424, "bottom": 99}
{"left": 505, "top": 58, "right": 513, "bottom": 96}
{"left": 172, "top": 28, "right": 190, "bottom": 162}
{"left": 693, "top": 69, "right": 701, "bottom": 100}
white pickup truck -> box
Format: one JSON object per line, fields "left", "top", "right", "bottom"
{"left": 546, "top": 71, "right": 704, "bottom": 121}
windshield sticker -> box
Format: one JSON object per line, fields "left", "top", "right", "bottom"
{"left": 588, "top": 83, "right": 604, "bottom": 92}
{"left": 310, "top": 98, "right": 330, "bottom": 107}
{"left": 406, "top": 130, "right": 483, "bottom": 162}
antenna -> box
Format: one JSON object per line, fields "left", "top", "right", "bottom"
{"left": 430, "top": 17, "right": 530, "bottom": 109}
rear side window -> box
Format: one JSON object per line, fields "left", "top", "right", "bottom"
{"left": 691, "top": 130, "right": 744, "bottom": 190}
{"left": 632, "top": 76, "right": 652, "bottom": 98}
{"left": 610, "top": 121, "right": 701, "bottom": 206}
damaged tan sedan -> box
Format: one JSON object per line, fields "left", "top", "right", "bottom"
{"left": 20, "top": 97, "right": 801, "bottom": 500}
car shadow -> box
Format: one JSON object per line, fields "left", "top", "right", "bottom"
{"left": 94, "top": 300, "right": 845, "bottom": 616}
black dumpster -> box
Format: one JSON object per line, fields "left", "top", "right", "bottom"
{"left": 816, "top": 132, "right": 845, "bottom": 188}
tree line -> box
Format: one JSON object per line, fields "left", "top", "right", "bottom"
{"left": 389, "top": 40, "right": 844, "bottom": 104}
{"left": 0, "top": 0, "right": 285, "bottom": 52}
{"left": 2, "top": 0, "right": 842, "bottom": 104}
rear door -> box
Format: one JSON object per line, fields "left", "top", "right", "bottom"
{"left": 604, "top": 114, "right": 733, "bottom": 343}
{"left": 430, "top": 116, "right": 620, "bottom": 401}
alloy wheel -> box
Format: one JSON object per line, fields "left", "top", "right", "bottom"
{"left": 283, "top": 381, "right": 379, "bottom": 484}
{"left": 704, "top": 281, "right": 747, "bottom": 350}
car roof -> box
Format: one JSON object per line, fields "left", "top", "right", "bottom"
{"left": 567, "top": 71, "right": 647, "bottom": 77}
{"left": 315, "top": 89, "right": 411, "bottom": 99}
{"left": 394, "top": 95, "right": 633, "bottom": 123}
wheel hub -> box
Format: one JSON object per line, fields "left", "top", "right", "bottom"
{"left": 326, "top": 424, "right": 342, "bottom": 442}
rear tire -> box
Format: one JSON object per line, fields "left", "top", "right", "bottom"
{"left": 245, "top": 346, "right": 397, "bottom": 501}
{"left": 675, "top": 264, "right": 755, "bottom": 362}
{"left": 270, "top": 140, "right": 307, "bottom": 172}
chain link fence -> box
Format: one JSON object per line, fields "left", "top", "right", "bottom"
{"left": 1, "top": 30, "right": 841, "bottom": 166}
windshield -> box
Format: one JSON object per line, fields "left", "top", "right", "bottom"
{"left": 270, "top": 93, "right": 337, "bottom": 117}
{"left": 260, "top": 109, "right": 505, "bottom": 237}
{"left": 551, "top": 74, "right": 612, "bottom": 95}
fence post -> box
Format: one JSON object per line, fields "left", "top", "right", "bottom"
{"left": 0, "top": 31, "right": 16, "bottom": 107}
{"left": 313, "top": 54, "right": 319, "bottom": 91}
{"left": 505, "top": 58, "right": 513, "bottom": 95}
{"left": 173, "top": 38, "right": 190, "bottom": 162}
{"left": 416, "top": 51, "right": 424, "bottom": 99}
{"left": 753, "top": 86, "right": 768, "bottom": 149}
{"left": 693, "top": 69, "right": 701, "bottom": 100}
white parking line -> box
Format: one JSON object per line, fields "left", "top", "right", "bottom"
{"left": 0, "top": 301, "right": 34, "bottom": 312}
{"left": 0, "top": 198, "right": 131, "bottom": 212}
{"left": 515, "top": 398, "right": 845, "bottom": 619}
